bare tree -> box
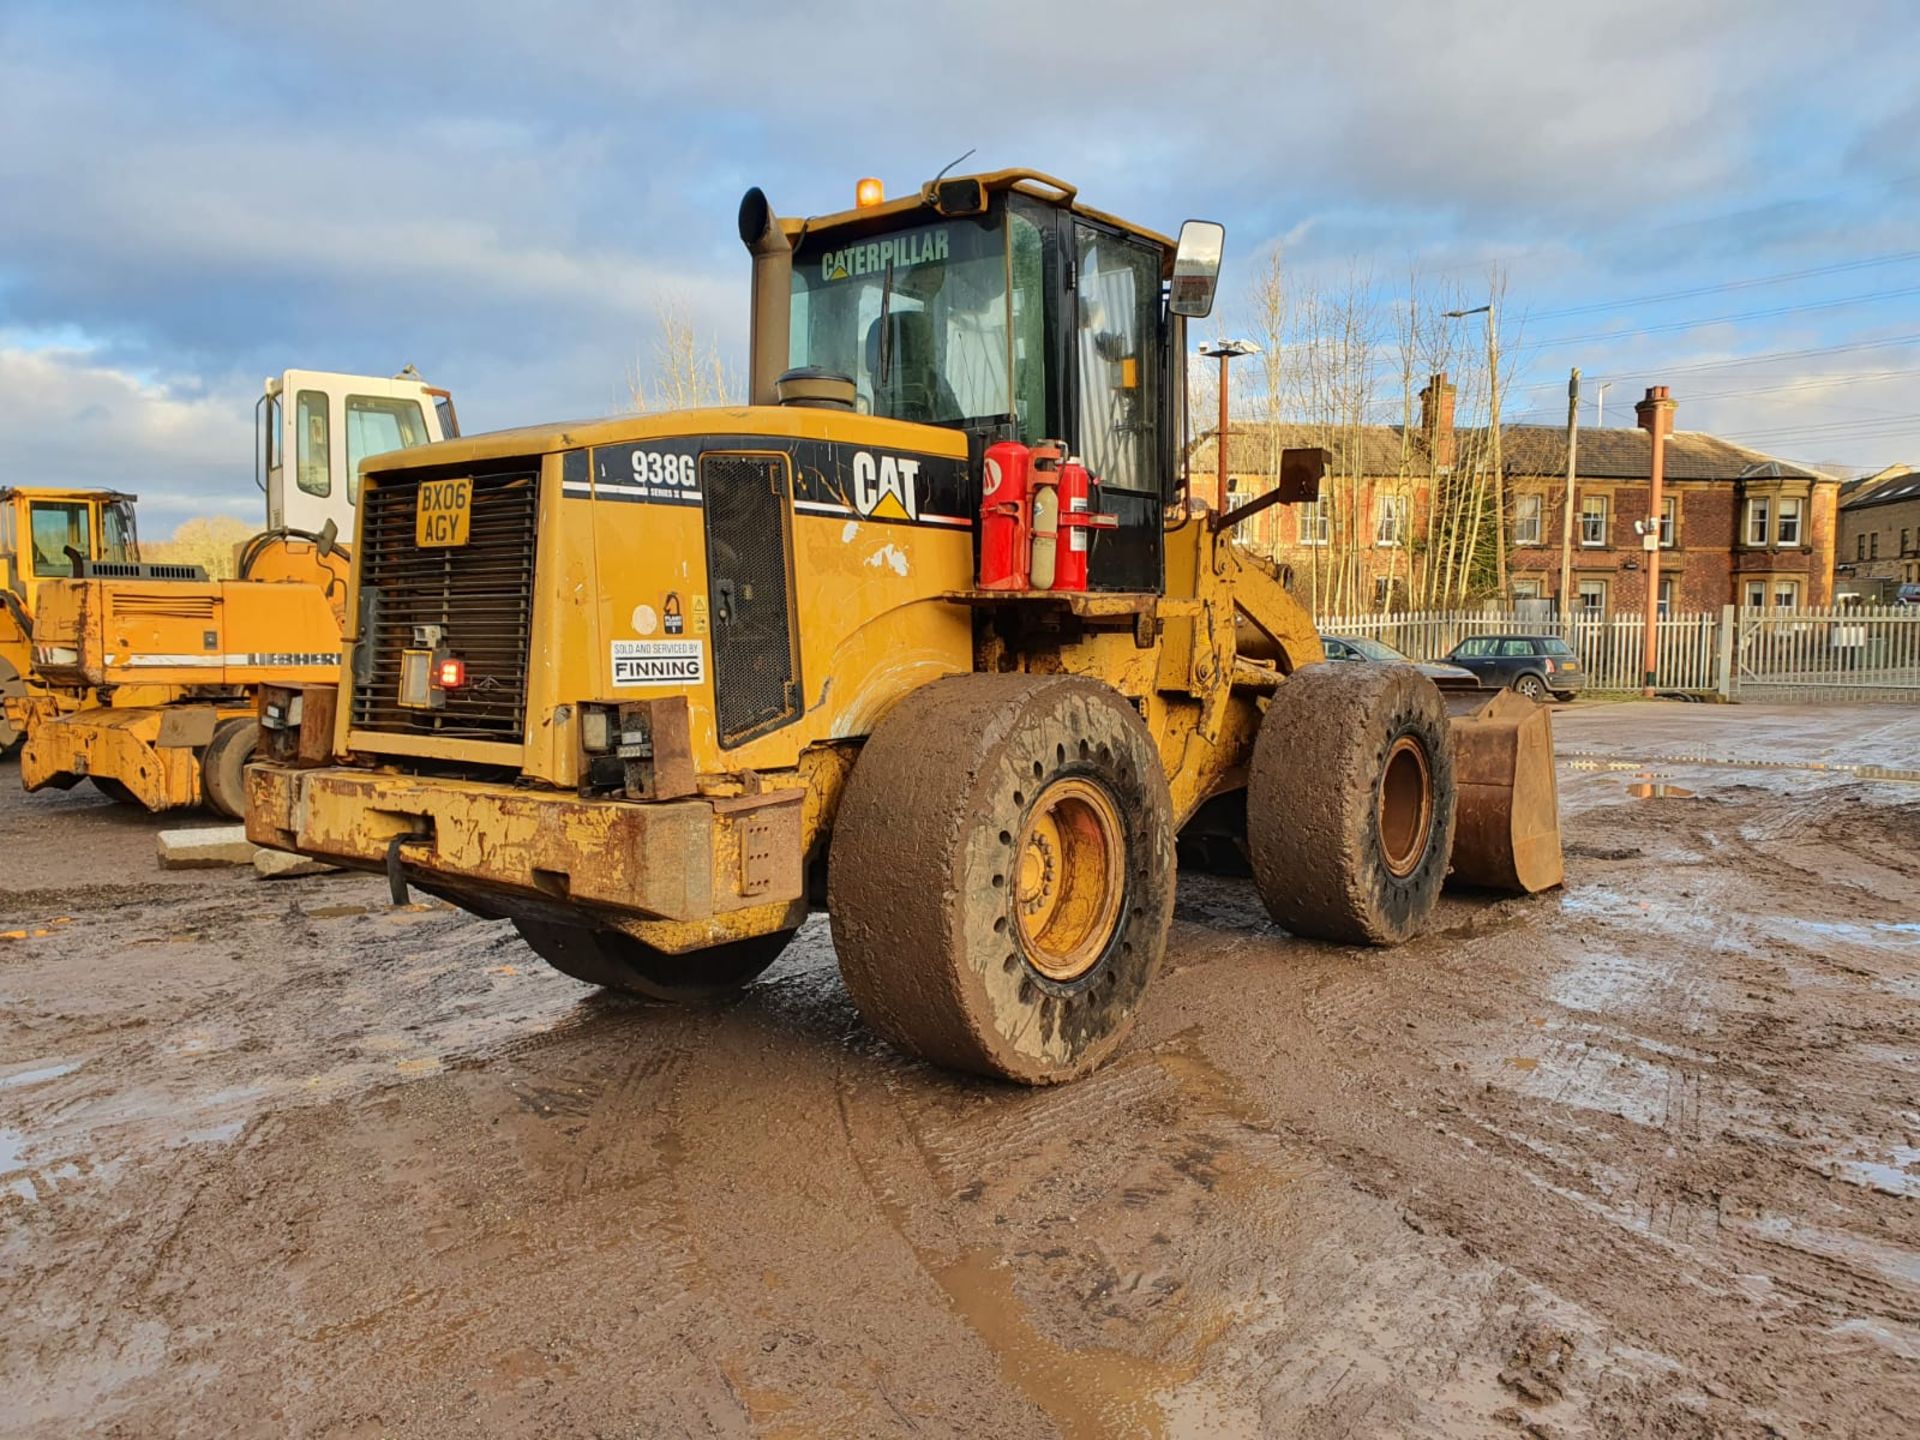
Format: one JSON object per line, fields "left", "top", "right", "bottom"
{"left": 627, "top": 299, "right": 738, "bottom": 412}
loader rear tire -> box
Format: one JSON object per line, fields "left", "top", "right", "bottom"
{"left": 1248, "top": 664, "right": 1455, "bottom": 946}
{"left": 0, "top": 658, "right": 22, "bottom": 754}
{"left": 200, "top": 718, "right": 259, "bottom": 819}
{"left": 512, "top": 919, "right": 792, "bottom": 1004}
{"left": 829, "top": 674, "right": 1175, "bottom": 1085}
{"left": 90, "top": 777, "right": 144, "bottom": 807}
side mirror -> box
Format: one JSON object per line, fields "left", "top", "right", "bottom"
{"left": 1170, "top": 220, "right": 1225, "bottom": 318}
{"left": 316, "top": 518, "right": 339, "bottom": 557}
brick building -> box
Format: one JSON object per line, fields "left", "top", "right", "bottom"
{"left": 1190, "top": 378, "right": 1840, "bottom": 613}
{"left": 1835, "top": 470, "right": 1920, "bottom": 601}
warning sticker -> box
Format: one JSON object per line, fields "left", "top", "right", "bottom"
{"left": 612, "top": 639, "right": 705, "bottom": 687}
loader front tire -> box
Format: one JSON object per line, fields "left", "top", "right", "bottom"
{"left": 512, "top": 919, "right": 791, "bottom": 1004}
{"left": 829, "top": 674, "right": 1174, "bottom": 1085}
{"left": 1248, "top": 664, "right": 1455, "bottom": 946}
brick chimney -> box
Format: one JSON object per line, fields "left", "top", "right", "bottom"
{"left": 1634, "top": 383, "right": 1675, "bottom": 442}
{"left": 1419, "top": 372, "right": 1456, "bottom": 471}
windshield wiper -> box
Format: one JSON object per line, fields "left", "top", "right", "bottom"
{"left": 877, "top": 260, "right": 895, "bottom": 387}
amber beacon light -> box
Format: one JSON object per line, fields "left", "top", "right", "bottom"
{"left": 855, "top": 177, "right": 885, "bottom": 208}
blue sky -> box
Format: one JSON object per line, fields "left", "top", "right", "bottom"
{"left": 4, "top": 0, "right": 1919, "bottom": 535}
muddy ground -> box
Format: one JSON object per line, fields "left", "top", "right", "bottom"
{"left": 2, "top": 700, "right": 1917, "bottom": 1439}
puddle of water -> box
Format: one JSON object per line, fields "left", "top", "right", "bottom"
{"left": 306, "top": 904, "right": 370, "bottom": 919}
{"left": 0, "top": 1124, "right": 26, "bottom": 1172}
{"left": 1743, "top": 1215, "right": 1920, "bottom": 1289}
{"left": 934, "top": 1248, "right": 1192, "bottom": 1440}
{"left": 0, "top": 1059, "right": 82, "bottom": 1090}
{"left": 1826, "top": 1145, "right": 1920, "bottom": 1198}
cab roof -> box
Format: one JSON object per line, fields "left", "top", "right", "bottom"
{"left": 0, "top": 486, "right": 137, "bottom": 504}
{"left": 781, "top": 169, "right": 1178, "bottom": 256}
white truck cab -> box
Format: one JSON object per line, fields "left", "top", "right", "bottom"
{"left": 259, "top": 367, "right": 458, "bottom": 537}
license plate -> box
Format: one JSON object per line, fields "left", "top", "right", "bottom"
{"left": 416, "top": 477, "right": 472, "bottom": 547}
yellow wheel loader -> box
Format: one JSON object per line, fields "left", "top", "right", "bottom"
{"left": 248, "top": 171, "right": 1561, "bottom": 1084}
{"left": 19, "top": 369, "right": 458, "bottom": 816}
{"left": 0, "top": 486, "right": 149, "bottom": 754}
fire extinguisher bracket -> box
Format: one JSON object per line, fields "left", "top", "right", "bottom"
{"left": 940, "top": 589, "right": 1161, "bottom": 622}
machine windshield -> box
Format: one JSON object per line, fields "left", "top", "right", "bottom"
{"left": 790, "top": 212, "right": 1018, "bottom": 428}
{"left": 29, "top": 502, "right": 91, "bottom": 577}
{"left": 103, "top": 499, "right": 138, "bottom": 564}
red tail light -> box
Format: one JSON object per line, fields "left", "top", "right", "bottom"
{"left": 436, "top": 657, "right": 467, "bottom": 689}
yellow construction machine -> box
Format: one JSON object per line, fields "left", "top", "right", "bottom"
{"left": 0, "top": 486, "right": 153, "bottom": 752}
{"left": 16, "top": 369, "right": 457, "bottom": 815}
{"left": 247, "top": 171, "right": 1561, "bottom": 1084}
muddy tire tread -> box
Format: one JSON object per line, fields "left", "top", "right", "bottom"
{"left": 829, "top": 674, "right": 1175, "bottom": 1085}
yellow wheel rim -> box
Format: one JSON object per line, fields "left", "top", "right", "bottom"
{"left": 1014, "top": 777, "right": 1126, "bottom": 983}
{"left": 1377, "top": 734, "right": 1433, "bottom": 878}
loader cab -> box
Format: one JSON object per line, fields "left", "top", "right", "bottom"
{"left": 259, "top": 368, "right": 456, "bottom": 539}
{"left": 0, "top": 487, "right": 140, "bottom": 597}
{"left": 773, "top": 172, "right": 1222, "bottom": 592}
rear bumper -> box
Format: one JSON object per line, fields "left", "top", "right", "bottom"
{"left": 245, "top": 763, "right": 807, "bottom": 944}
{"left": 1547, "top": 672, "right": 1586, "bottom": 694}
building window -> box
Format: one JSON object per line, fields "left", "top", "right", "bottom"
{"left": 1577, "top": 578, "right": 1608, "bottom": 613}
{"left": 1776, "top": 496, "right": 1802, "bottom": 547}
{"left": 1773, "top": 579, "right": 1799, "bottom": 609}
{"left": 1745, "top": 580, "right": 1767, "bottom": 610}
{"left": 1374, "top": 575, "right": 1407, "bottom": 607}
{"left": 1375, "top": 493, "right": 1408, "bottom": 547}
{"left": 1514, "top": 494, "right": 1542, "bottom": 546}
{"left": 1858, "top": 534, "right": 1868, "bottom": 561}
{"left": 1745, "top": 496, "right": 1771, "bottom": 546}
{"left": 1870, "top": 532, "right": 1880, "bottom": 560}
{"left": 1903, "top": 527, "right": 1913, "bottom": 556}
{"left": 1297, "top": 499, "right": 1329, "bottom": 546}
{"left": 1580, "top": 495, "right": 1608, "bottom": 547}
{"left": 1660, "top": 496, "right": 1677, "bottom": 548}
{"left": 1658, "top": 576, "right": 1674, "bottom": 618}
{"left": 1512, "top": 577, "right": 1542, "bottom": 601}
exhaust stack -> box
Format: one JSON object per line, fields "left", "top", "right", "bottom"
{"left": 738, "top": 188, "right": 791, "bottom": 407}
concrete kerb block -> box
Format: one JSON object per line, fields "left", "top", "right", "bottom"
{"left": 156, "top": 826, "right": 258, "bottom": 870}
{"left": 252, "top": 848, "right": 342, "bottom": 880}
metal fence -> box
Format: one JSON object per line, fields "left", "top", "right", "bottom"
{"left": 1316, "top": 605, "right": 1920, "bottom": 701}
{"left": 1732, "top": 605, "right": 1920, "bottom": 701}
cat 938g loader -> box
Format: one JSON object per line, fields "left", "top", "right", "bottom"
{"left": 247, "top": 170, "right": 1562, "bottom": 1084}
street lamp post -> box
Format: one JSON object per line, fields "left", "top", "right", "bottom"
{"left": 1198, "top": 339, "right": 1260, "bottom": 511}
{"left": 1445, "top": 303, "right": 1505, "bottom": 596}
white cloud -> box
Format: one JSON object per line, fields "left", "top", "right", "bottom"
{"left": 0, "top": 344, "right": 259, "bottom": 535}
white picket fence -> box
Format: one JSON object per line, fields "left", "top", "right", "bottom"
{"left": 1316, "top": 605, "right": 1920, "bottom": 701}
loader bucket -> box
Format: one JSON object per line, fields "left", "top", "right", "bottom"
{"left": 1444, "top": 689, "right": 1564, "bottom": 893}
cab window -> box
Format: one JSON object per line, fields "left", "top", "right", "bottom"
{"left": 1074, "top": 223, "right": 1160, "bottom": 492}
{"left": 345, "top": 396, "right": 434, "bottom": 503}
{"left": 102, "top": 500, "right": 138, "bottom": 563}
{"left": 30, "top": 502, "right": 91, "bottom": 577}
{"left": 789, "top": 211, "right": 1015, "bottom": 427}
{"left": 296, "top": 389, "right": 331, "bottom": 497}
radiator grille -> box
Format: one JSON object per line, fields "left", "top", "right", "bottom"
{"left": 350, "top": 466, "right": 537, "bottom": 742}
{"left": 703, "top": 454, "right": 799, "bottom": 746}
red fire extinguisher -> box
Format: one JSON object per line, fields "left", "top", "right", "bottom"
{"left": 1053, "top": 455, "right": 1117, "bottom": 592}
{"left": 978, "top": 440, "right": 1031, "bottom": 590}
